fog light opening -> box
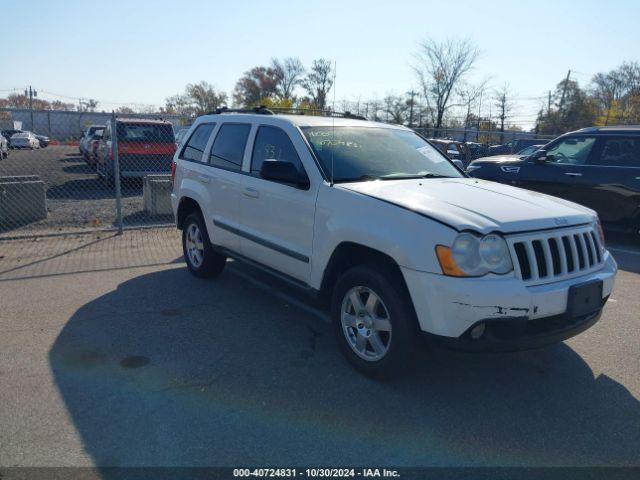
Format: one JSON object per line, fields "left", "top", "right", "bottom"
{"left": 470, "top": 322, "right": 486, "bottom": 340}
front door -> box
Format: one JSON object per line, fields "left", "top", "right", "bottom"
{"left": 239, "top": 125, "right": 318, "bottom": 283}
{"left": 514, "top": 135, "right": 598, "bottom": 207}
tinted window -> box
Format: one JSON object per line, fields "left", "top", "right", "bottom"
{"left": 210, "top": 123, "right": 251, "bottom": 170}
{"left": 116, "top": 123, "right": 175, "bottom": 143}
{"left": 251, "top": 126, "right": 304, "bottom": 175}
{"left": 593, "top": 137, "right": 640, "bottom": 167}
{"left": 545, "top": 136, "right": 596, "bottom": 165}
{"left": 180, "top": 123, "right": 215, "bottom": 162}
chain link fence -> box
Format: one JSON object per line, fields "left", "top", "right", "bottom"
{"left": 0, "top": 108, "right": 190, "bottom": 240}
{"left": 1, "top": 106, "right": 557, "bottom": 240}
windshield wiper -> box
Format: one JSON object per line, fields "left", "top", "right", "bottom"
{"left": 332, "top": 174, "right": 381, "bottom": 183}
{"left": 379, "top": 172, "right": 450, "bottom": 180}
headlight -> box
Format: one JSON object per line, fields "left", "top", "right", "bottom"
{"left": 465, "top": 165, "right": 482, "bottom": 173}
{"left": 436, "top": 232, "right": 513, "bottom": 277}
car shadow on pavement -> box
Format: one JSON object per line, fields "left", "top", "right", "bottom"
{"left": 48, "top": 263, "right": 640, "bottom": 468}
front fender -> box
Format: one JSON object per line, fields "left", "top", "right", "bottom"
{"left": 309, "top": 184, "right": 457, "bottom": 289}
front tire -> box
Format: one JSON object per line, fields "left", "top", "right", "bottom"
{"left": 331, "top": 264, "right": 419, "bottom": 378}
{"left": 182, "top": 212, "right": 226, "bottom": 278}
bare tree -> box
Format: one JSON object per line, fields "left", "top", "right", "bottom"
{"left": 458, "top": 80, "right": 489, "bottom": 129}
{"left": 382, "top": 94, "right": 409, "bottom": 124}
{"left": 413, "top": 38, "right": 479, "bottom": 131}
{"left": 164, "top": 81, "right": 227, "bottom": 116}
{"left": 494, "top": 83, "right": 514, "bottom": 143}
{"left": 233, "top": 66, "right": 279, "bottom": 107}
{"left": 301, "top": 59, "right": 334, "bottom": 110}
{"left": 271, "top": 57, "right": 305, "bottom": 101}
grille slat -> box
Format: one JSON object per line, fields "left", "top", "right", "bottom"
{"left": 509, "top": 226, "right": 604, "bottom": 284}
{"left": 584, "top": 233, "right": 596, "bottom": 267}
{"left": 590, "top": 232, "right": 602, "bottom": 264}
{"left": 524, "top": 241, "right": 539, "bottom": 280}
{"left": 555, "top": 237, "right": 568, "bottom": 275}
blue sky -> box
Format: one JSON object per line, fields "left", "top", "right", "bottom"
{"left": 3, "top": 0, "right": 640, "bottom": 126}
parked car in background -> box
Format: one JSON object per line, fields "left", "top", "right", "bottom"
{"left": 487, "top": 138, "right": 551, "bottom": 156}
{"left": 429, "top": 139, "right": 470, "bottom": 166}
{"left": 2, "top": 129, "right": 24, "bottom": 148}
{"left": 0, "top": 133, "right": 8, "bottom": 159}
{"left": 10, "top": 132, "right": 40, "bottom": 149}
{"left": 467, "top": 126, "right": 640, "bottom": 234}
{"left": 35, "top": 134, "right": 49, "bottom": 148}
{"left": 79, "top": 125, "right": 105, "bottom": 156}
{"left": 86, "top": 131, "right": 103, "bottom": 168}
{"left": 465, "top": 141, "right": 489, "bottom": 160}
{"left": 96, "top": 118, "right": 176, "bottom": 185}
{"left": 175, "top": 127, "right": 190, "bottom": 146}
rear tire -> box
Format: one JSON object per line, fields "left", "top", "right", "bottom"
{"left": 331, "top": 264, "right": 419, "bottom": 378}
{"left": 182, "top": 212, "right": 226, "bottom": 278}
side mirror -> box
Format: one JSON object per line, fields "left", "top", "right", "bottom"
{"left": 260, "top": 159, "right": 309, "bottom": 189}
{"left": 532, "top": 150, "right": 549, "bottom": 163}
{"left": 452, "top": 159, "right": 464, "bottom": 170}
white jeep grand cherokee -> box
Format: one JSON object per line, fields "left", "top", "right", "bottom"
{"left": 171, "top": 108, "right": 617, "bottom": 377}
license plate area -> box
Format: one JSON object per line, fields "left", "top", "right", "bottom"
{"left": 567, "top": 280, "right": 603, "bottom": 318}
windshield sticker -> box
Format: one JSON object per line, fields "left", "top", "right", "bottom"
{"left": 417, "top": 146, "right": 444, "bottom": 162}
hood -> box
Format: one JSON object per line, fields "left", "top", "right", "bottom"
{"left": 472, "top": 155, "right": 523, "bottom": 164}
{"left": 338, "top": 177, "right": 595, "bottom": 234}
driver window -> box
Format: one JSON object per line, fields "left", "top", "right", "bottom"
{"left": 251, "top": 126, "right": 305, "bottom": 176}
{"left": 545, "top": 136, "right": 596, "bottom": 165}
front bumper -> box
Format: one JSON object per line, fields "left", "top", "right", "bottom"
{"left": 401, "top": 251, "right": 617, "bottom": 350}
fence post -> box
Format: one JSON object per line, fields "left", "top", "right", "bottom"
{"left": 111, "top": 111, "right": 123, "bottom": 234}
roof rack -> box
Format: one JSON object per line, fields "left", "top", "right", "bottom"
{"left": 208, "top": 105, "right": 274, "bottom": 115}
{"left": 207, "top": 105, "right": 367, "bottom": 121}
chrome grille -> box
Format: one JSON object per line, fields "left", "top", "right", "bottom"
{"left": 507, "top": 225, "right": 604, "bottom": 284}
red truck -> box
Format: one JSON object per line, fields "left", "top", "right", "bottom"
{"left": 96, "top": 118, "right": 176, "bottom": 185}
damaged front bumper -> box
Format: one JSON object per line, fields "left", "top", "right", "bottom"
{"left": 401, "top": 251, "right": 617, "bottom": 350}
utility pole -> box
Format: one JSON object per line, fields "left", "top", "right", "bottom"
{"left": 547, "top": 90, "right": 552, "bottom": 115}
{"left": 476, "top": 90, "right": 483, "bottom": 142}
{"left": 558, "top": 70, "right": 571, "bottom": 114}
{"left": 25, "top": 86, "right": 37, "bottom": 131}
{"left": 407, "top": 90, "right": 416, "bottom": 127}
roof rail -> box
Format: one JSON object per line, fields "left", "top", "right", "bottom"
{"left": 207, "top": 105, "right": 274, "bottom": 115}
{"left": 207, "top": 105, "right": 367, "bottom": 121}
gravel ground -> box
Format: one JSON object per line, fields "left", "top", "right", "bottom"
{"left": 0, "top": 146, "right": 172, "bottom": 237}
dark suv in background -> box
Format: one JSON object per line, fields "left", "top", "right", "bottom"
{"left": 467, "top": 126, "right": 640, "bottom": 234}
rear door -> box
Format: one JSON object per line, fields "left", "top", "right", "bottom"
{"left": 238, "top": 124, "right": 318, "bottom": 282}
{"left": 585, "top": 135, "right": 640, "bottom": 229}
{"left": 205, "top": 122, "right": 252, "bottom": 253}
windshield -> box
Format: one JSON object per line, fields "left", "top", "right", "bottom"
{"left": 301, "top": 126, "right": 463, "bottom": 182}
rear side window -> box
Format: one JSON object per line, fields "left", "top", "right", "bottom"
{"left": 251, "top": 126, "right": 304, "bottom": 175}
{"left": 117, "top": 123, "right": 175, "bottom": 143}
{"left": 210, "top": 123, "right": 251, "bottom": 171}
{"left": 180, "top": 123, "right": 215, "bottom": 162}
{"left": 593, "top": 137, "right": 640, "bottom": 167}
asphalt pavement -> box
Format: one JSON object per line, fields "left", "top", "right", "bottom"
{"left": 0, "top": 230, "right": 638, "bottom": 468}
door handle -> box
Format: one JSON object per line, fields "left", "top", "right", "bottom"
{"left": 564, "top": 172, "right": 582, "bottom": 177}
{"left": 198, "top": 174, "right": 211, "bottom": 184}
{"left": 243, "top": 187, "right": 259, "bottom": 198}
